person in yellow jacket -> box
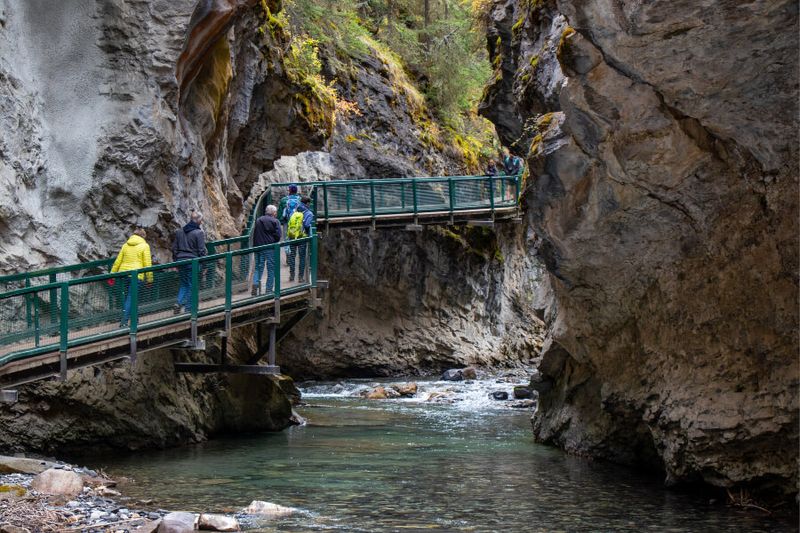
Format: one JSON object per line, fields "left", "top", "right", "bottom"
{"left": 111, "top": 228, "right": 153, "bottom": 327}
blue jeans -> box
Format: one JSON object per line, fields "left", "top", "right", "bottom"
{"left": 253, "top": 249, "right": 276, "bottom": 294}
{"left": 121, "top": 277, "right": 141, "bottom": 326}
{"left": 176, "top": 264, "right": 192, "bottom": 308}
{"left": 287, "top": 242, "right": 307, "bottom": 281}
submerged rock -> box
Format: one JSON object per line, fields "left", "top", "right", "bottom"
{"left": 490, "top": 391, "right": 509, "bottom": 401}
{"left": 30, "top": 468, "right": 83, "bottom": 497}
{"left": 509, "top": 400, "right": 536, "bottom": 409}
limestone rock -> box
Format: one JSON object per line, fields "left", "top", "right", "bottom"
{"left": 391, "top": 383, "right": 418, "bottom": 397}
{"left": 365, "top": 387, "right": 389, "bottom": 400}
{"left": 1, "top": 525, "right": 30, "bottom": 533}
{"left": 512, "top": 386, "right": 532, "bottom": 399}
{"left": 490, "top": 391, "right": 509, "bottom": 401}
{"left": 198, "top": 513, "right": 239, "bottom": 531}
{"left": 461, "top": 367, "right": 477, "bottom": 380}
{"left": 131, "top": 520, "right": 161, "bottom": 533}
{"left": 30, "top": 468, "right": 83, "bottom": 497}
{"left": 242, "top": 500, "right": 296, "bottom": 518}
{"left": 0, "top": 456, "right": 55, "bottom": 475}
{"left": 158, "top": 512, "right": 198, "bottom": 533}
{"left": 481, "top": 0, "right": 799, "bottom": 500}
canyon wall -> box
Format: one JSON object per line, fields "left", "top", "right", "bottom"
{"left": 0, "top": 0, "right": 542, "bottom": 451}
{"left": 481, "top": 0, "right": 799, "bottom": 498}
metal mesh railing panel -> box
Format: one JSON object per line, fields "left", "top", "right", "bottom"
{"left": 0, "top": 288, "right": 60, "bottom": 357}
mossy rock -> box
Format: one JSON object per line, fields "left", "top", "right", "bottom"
{"left": 0, "top": 484, "right": 27, "bottom": 497}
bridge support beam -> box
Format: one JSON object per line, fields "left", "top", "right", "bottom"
{"left": 1, "top": 390, "right": 18, "bottom": 403}
{"left": 59, "top": 351, "right": 67, "bottom": 381}
{"left": 174, "top": 363, "right": 280, "bottom": 375}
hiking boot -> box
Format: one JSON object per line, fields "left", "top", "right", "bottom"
{"left": 298, "top": 277, "right": 305, "bottom": 283}
{"left": 172, "top": 304, "right": 182, "bottom": 315}
{"left": 251, "top": 285, "right": 260, "bottom": 296}
{"left": 288, "top": 275, "right": 295, "bottom": 282}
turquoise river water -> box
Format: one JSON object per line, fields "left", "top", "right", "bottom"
{"left": 97, "top": 377, "right": 795, "bottom": 532}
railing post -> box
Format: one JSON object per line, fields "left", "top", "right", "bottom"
{"left": 273, "top": 244, "right": 281, "bottom": 299}
{"left": 310, "top": 230, "right": 318, "bottom": 286}
{"left": 49, "top": 273, "right": 57, "bottom": 325}
{"left": 312, "top": 186, "right": 318, "bottom": 219}
{"left": 24, "top": 278, "right": 32, "bottom": 328}
{"left": 501, "top": 175, "right": 506, "bottom": 202}
{"left": 515, "top": 175, "right": 520, "bottom": 203}
{"left": 489, "top": 176, "right": 495, "bottom": 217}
{"left": 190, "top": 259, "right": 199, "bottom": 345}
{"left": 129, "top": 273, "right": 139, "bottom": 362}
{"left": 33, "top": 290, "right": 40, "bottom": 348}
{"left": 448, "top": 177, "right": 455, "bottom": 212}
{"left": 59, "top": 283, "right": 69, "bottom": 380}
{"left": 401, "top": 182, "right": 406, "bottom": 210}
{"left": 370, "top": 181, "right": 376, "bottom": 223}
{"left": 346, "top": 184, "right": 352, "bottom": 213}
{"left": 323, "top": 183, "right": 329, "bottom": 222}
{"left": 224, "top": 253, "right": 232, "bottom": 335}
{"left": 412, "top": 180, "right": 418, "bottom": 223}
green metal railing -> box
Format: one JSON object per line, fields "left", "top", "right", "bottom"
{"left": 0, "top": 174, "right": 519, "bottom": 371}
{"left": 0, "top": 234, "right": 318, "bottom": 367}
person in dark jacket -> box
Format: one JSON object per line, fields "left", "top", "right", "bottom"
{"left": 251, "top": 204, "right": 282, "bottom": 296}
{"left": 485, "top": 159, "right": 499, "bottom": 177}
{"left": 171, "top": 211, "right": 207, "bottom": 314}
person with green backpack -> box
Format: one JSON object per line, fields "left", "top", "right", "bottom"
{"left": 286, "top": 196, "right": 314, "bottom": 282}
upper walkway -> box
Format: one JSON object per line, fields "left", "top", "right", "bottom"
{"left": 0, "top": 175, "right": 519, "bottom": 391}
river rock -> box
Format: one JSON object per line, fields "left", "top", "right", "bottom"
{"left": 243, "top": 500, "right": 296, "bottom": 518}
{"left": 198, "top": 513, "right": 239, "bottom": 531}
{"left": 158, "top": 512, "right": 198, "bottom": 533}
{"left": 441, "top": 369, "right": 464, "bottom": 381}
{"left": 461, "top": 367, "right": 477, "bottom": 380}
{"left": 391, "top": 383, "right": 418, "bottom": 397}
{"left": 365, "top": 387, "right": 389, "bottom": 400}
{"left": 0, "top": 456, "right": 55, "bottom": 475}
{"left": 490, "top": 391, "right": 509, "bottom": 401}
{"left": 513, "top": 386, "right": 532, "bottom": 399}
{"left": 509, "top": 399, "right": 536, "bottom": 409}
{"left": 30, "top": 468, "right": 83, "bottom": 497}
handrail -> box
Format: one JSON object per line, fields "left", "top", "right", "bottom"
{"left": 0, "top": 235, "right": 318, "bottom": 367}
{"left": 0, "top": 175, "right": 520, "bottom": 291}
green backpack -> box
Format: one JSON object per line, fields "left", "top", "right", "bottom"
{"left": 287, "top": 211, "right": 306, "bottom": 239}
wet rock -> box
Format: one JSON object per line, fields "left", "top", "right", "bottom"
{"left": 289, "top": 410, "right": 306, "bottom": 426}
{"left": 513, "top": 386, "right": 532, "bottom": 399}
{"left": 391, "top": 383, "right": 418, "bottom": 397}
{"left": 461, "top": 367, "right": 477, "bottom": 380}
{"left": 442, "top": 369, "right": 464, "bottom": 381}
{"left": 158, "top": 512, "right": 198, "bottom": 533}
{"left": 30, "top": 468, "right": 83, "bottom": 497}
{"left": 0, "top": 456, "right": 55, "bottom": 475}
{"left": 198, "top": 513, "right": 239, "bottom": 531}
{"left": 365, "top": 387, "right": 389, "bottom": 400}
{"left": 509, "top": 399, "right": 536, "bottom": 409}
{"left": 242, "top": 500, "right": 296, "bottom": 518}
{"left": 490, "top": 391, "right": 509, "bottom": 401}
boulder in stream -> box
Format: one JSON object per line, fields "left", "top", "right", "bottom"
{"left": 513, "top": 386, "right": 533, "bottom": 399}
{"left": 243, "top": 500, "right": 296, "bottom": 518}
{"left": 441, "top": 369, "right": 464, "bottom": 381}
{"left": 391, "top": 383, "right": 418, "bottom": 397}
{"left": 461, "top": 367, "right": 477, "bottom": 380}
{"left": 198, "top": 513, "right": 239, "bottom": 531}
{"left": 365, "top": 386, "right": 389, "bottom": 400}
{"left": 158, "top": 512, "right": 198, "bottom": 533}
{"left": 490, "top": 391, "right": 509, "bottom": 401}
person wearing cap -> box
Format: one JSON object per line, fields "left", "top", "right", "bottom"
{"left": 278, "top": 184, "right": 300, "bottom": 264}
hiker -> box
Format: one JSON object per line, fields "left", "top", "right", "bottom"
{"left": 251, "top": 204, "right": 282, "bottom": 296}
{"left": 110, "top": 228, "right": 153, "bottom": 327}
{"left": 278, "top": 184, "right": 301, "bottom": 264}
{"left": 502, "top": 149, "right": 524, "bottom": 177}
{"left": 485, "top": 159, "right": 499, "bottom": 177}
{"left": 171, "top": 211, "right": 207, "bottom": 314}
{"left": 286, "top": 196, "right": 315, "bottom": 283}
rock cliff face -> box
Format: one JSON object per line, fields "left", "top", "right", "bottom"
{"left": 481, "top": 0, "right": 799, "bottom": 498}
{"left": 0, "top": 1, "right": 542, "bottom": 450}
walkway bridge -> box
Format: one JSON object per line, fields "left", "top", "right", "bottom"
{"left": 0, "top": 175, "right": 519, "bottom": 399}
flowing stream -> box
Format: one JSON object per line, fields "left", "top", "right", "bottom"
{"left": 95, "top": 375, "right": 793, "bottom": 532}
